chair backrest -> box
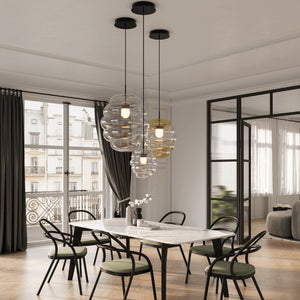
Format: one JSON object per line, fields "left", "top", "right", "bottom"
{"left": 39, "top": 218, "right": 73, "bottom": 258}
{"left": 235, "top": 230, "right": 266, "bottom": 257}
{"left": 159, "top": 211, "right": 186, "bottom": 225}
{"left": 232, "top": 230, "right": 266, "bottom": 266}
{"left": 209, "top": 216, "right": 240, "bottom": 234}
{"left": 208, "top": 216, "right": 240, "bottom": 248}
{"left": 68, "top": 210, "right": 96, "bottom": 236}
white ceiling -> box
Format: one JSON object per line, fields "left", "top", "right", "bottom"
{"left": 2, "top": 0, "right": 300, "bottom": 102}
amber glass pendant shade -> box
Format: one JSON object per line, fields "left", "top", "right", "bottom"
{"left": 146, "top": 118, "right": 176, "bottom": 158}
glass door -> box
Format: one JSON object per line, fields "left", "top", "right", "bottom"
{"left": 25, "top": 99, "right": 104, "bottom": 243}
{"left": 208, "top": 99, "right": 239, "bottom": 230}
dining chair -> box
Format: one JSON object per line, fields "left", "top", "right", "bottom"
{"left": 37, "top": 218, "right": 88, "bottom": 296}
{"left": 138, "top": 211, "right": 190, "bottom": 273}
{"left": 203, "top": 230, "right": 266, "bottom": 300}
{"left": 66, "top": 209, "right": 111, "bottom": 267}
{"left": 185, "top": 215, "right": 240, "bottom": 286}
{"left": 89, "top": 230, "right": 157, "bottom": 300}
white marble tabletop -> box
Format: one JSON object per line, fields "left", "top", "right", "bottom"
{"left": 70, "top": 218, "right": 234, "bottom": 245}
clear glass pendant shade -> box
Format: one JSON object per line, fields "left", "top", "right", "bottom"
{"left": 146, "top": 118, "right": 176, "bottom": 158}
{"left": 130, "top": 145, "right": 157, "bottom": 178}
{"left": 101, "top": 93, "right": 143, "bottom": 152}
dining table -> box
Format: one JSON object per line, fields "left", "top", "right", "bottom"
{"left": 68, "top": 218, "right": 234, "bottom": 300}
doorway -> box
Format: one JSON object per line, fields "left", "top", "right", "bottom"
{"left": 207, "top": 84, "right": 300, "bottom": 244}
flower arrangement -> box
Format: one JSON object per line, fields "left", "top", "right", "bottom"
{"left": 129, "top": 194, "right": 152, "bottom": 207}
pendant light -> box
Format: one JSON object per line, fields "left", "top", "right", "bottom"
{"left": 130, "top": 1, "right": 157, "bottom": 178}
{"left": 101, "top": 17, "right": 143, "bottom": 152}
{"left": 146, "top": 29, "right": 176, "bottom": 158}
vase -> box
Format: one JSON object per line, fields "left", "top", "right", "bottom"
{"left": 132, "top": 207, "right": 143, "bottom": 226}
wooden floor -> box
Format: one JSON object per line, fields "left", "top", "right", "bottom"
{"left": 1, "top": 220, "right": 300, "bottom": 300}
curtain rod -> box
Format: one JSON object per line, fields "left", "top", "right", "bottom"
{"left": 21, "top": 89, "right": 107, "bottom": 103}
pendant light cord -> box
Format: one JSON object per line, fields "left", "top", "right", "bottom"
{"left": 158, "top": 37, "right": 161, "bottom": 125}
{"left": 142, "top": 12, "right": 145, "bottom": 154}
{"left": 125, "top": 28, "right": 127, "bottom": 103}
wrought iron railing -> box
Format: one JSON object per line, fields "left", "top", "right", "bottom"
{"left": 25, "top": 166, "right": 45, "bottom": 174}
{"left": 26, "top": 190, "right": 103, "bottom": 226}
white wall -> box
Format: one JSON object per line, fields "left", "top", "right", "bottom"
{"left": 171, "top": 100, "right": 207, "bottom": 227}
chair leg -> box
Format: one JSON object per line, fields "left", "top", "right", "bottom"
{"left": 206, "top": 256, "right": 211, "bottom": 265}
{"left": 83, "top": 257, "right": 89, "bottom": 283}
{"left": 252, "top": 276, "right": 264, "bottom": 300}
{"left": 242, "top": 279, "right": 247, "bottom": 287}
{"left": 216, "top": 277, "right": 219, "bottom": 294}
{"left": 47, "top": 259, "right": 60, "bottom": 283}
{"left": 93, "top": 247, "right": 99, "bottom": 265}
{"left": 220, "top": 278, "right": 224, "bottom": 300}
{"left": 138, "top": 242, "right": 143, "bottom": 261}
{"left": 62, "top": 259, "right": 67, "bottom": 271}
{"left": 185, "top": 249, "right": 192, "bottom": 284}
{"left": 150, "top": 268, "right": 157, "bottom": 300}
{"left": 37, "top": 259, "right": 55, "bottom": 295}
{"left": 233, "top": 278, "right": 243, "bottom": 300}
{"left": 89, "top": 270, "right": 102, "bottom": 300}
{"left": 179, "top": 245, "right": 191, "bottom": 275}
{"left": 123, "top": 275, "right": 134, "bottom": 300}
{"left": 79, "top": 258, "right": 82, "bottom": 277}
{"left": 156, "top": 248, "right": 162, "bottom": 260}
{"left": 75, "top": 258, "right": 83, "bottom": 295}
{"left": 121, "top": 276, "right": 125, "bottom": 295}
{"left": 203, "top": 274, "right": 211, "bottom": 300}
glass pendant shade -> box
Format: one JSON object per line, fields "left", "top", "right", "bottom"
{"left": 130, "top": 145, "right": 157, "bottom": 178}
{"left": 101, "top": 93, "right": 143, "bottom": 152}
{"left": 146, "top": 118, "right": 176, "bottom": 158}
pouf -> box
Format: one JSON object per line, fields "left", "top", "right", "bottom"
{"left": 292, "top": 200, "right": 300, "bottom": 241}
{"left": 266, "top": 210, "right": 292, "bottom": 238}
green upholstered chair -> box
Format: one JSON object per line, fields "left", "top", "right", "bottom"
{"left": 138, "top": 211, "right": 190, "bottom": 273}
{"left": 37, "top": 218, "right": 88, "bottom": 296}
{"left": 185, "top": 216, "right": 240, "bottom": 286}
{"left": 203, "top": 230, "right": 266, "bottom": 300}
{"left": 89, "top": 230, "right": 157, "bottom": 300}
{"left": 68, "top": 210, "right": 111, "bottom": 265}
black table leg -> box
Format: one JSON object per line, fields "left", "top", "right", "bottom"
{"left": 68, "top": 226, "right": 83, "bottom": 280}
{"left": 126, "top": 237, "right": 130, "bottom": 258}
{"left": 161, "top": 243, "right": 168, "bottom": 300}
{"left": 212, "top": 239, "right": 229, "bottom": 297}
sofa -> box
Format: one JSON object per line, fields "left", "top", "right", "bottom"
{"left": 266, "top": 200, "right": 300, "bottom": 240}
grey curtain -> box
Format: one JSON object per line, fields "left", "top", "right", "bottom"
{"left": 0, "top": 89, "right": 27, "bottom": 253}
{"left": 94, "top": 101, "right": 131, "bottom": 217}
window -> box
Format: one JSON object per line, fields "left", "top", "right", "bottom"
{"left": 31, "top": 157, "right": 38, "bottom": 166}
{"left": 30, "top": 132, "right": 40, "bottom": 145}
{"left": 92, "top": 162, "right": 98, "bottom": 175}
{"left": 250, "top": 119, "right": 273, "bottom": 195}
{"left": 69, "top": 182, "right": 77, "bottom": 191}
{"left": 31, "top": 182, "right": 38, "bottom": 192}
{"left": 92, "top": 182, "right": 98, "bottom": 191}
{"left": 54, "top": 182, "right": 61, "bottom": 192}
{"left": 25, "top": 100, "right": 104, "bottom": 244}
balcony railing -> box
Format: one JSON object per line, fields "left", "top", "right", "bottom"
{"left": 25, "top": 166, "right": 45, "bottom": 174}
{"left": 26, "top": 190, "right": 103, "bottom": 226}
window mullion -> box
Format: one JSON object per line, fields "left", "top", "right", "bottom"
{"left": 63, "top": 103, "right": 70, "bottom": 232}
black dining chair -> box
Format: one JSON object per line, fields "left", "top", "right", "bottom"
{"left": 66, "top": 209, "right": 111, "bottom": 267}
{"left": 138, "top": 211, "right": 190, "bottom": 273}
{"left": 37, "top": 218, "right": 88, "bottom": 296}
{"left": 185, "top": 215, "right": 240, "bottom": 287}
{"left": 203, "top": 230, "right": 266, "bottom": 300}
{"left": 89, "top": 230, "right": 157, "bottom": 300}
